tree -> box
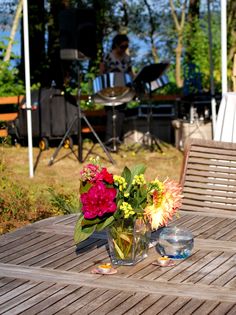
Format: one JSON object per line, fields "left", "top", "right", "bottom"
{"left": 143, "top": 0, "right": 159, "bottom": 63}
{"left": 185, "top": 0, "right": 200, "bottom": 63}
{"left": 2, "top": 0, "right": 225, "bottom": 95}
{"left": 169, "top": 0, "right": 188, "bottom": 87}
{"left": 228, "top": 0, "right": 236, "bottom": 90}
{"left": 127, "top": 0, "right": 161, "bottom": 66}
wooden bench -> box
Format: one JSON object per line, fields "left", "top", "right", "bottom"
{"left": 0, "top": 95, "right": 24, "bottom": 137}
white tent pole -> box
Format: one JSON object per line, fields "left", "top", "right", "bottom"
{"left": 207, "top": 0, "right": 216, "bottom": 138}
{"left": 23, "top": 0, "right": 34, "bottom": 178}
{"left": 221, "top": 0, "right": 227, "bottom": 94}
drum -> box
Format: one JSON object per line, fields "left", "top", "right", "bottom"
{"left": 93, "top": 72, "right": 135, "bottom": 106}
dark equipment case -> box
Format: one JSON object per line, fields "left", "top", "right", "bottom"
{"left": 14, "top": 87, "right": 78, "bottom": 149}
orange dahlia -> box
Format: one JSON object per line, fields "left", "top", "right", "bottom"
{"left": 144, "top": 178, "right": 183, "bottom": 230}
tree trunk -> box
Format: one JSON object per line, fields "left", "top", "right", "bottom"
{"left": 4, "top": 0, "right": 23, "bottom": 62}
{"left": 176, "top": 35, "right": 183, "bottom": 87}
{"left": 169, "top": 0, "right": 187, "bottom": 88}
{"left": 188, "top": 0, "right": 200, "bottom": 22}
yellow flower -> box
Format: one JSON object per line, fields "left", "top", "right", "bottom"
{"left": 132, "top": 174, "right": 146, "bottom": 186}
{"left": 120, "top": 202, "right": 135, "bottom": 218}
{"left": 114, "top": 175, "right": 127, "bottom": 191}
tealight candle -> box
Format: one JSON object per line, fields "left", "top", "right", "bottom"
{"left": 158, "top": 256, "right": 170, "bottom": 266}
{"left": 97, "top": 263, "right": 112, "bottom": 273}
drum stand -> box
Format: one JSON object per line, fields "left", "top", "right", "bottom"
{"left": 105, "top": 104, "right": 123, "bottom": 153}
{"left": 48, "top": 65, "right": 115, "bottom": 166}
{"left": 135, "top": 86, "right": 163, "bottom": 153}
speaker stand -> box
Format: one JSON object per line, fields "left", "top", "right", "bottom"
{"left": 135, "top": 87, "right": 163, "bottom": 153}
{"left": 48, "top": 63, "right": 115, "bottom": 166}
{"left": 104, "top": 104, "right": 123, "bottom": 153}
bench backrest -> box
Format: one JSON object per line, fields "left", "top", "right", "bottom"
{"left": 180, "top": 138, "right": 236, "bottom": 217}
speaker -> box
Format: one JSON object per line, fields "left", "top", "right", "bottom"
{"left": 58, "top": 8, "right": 97, "bottom": 60}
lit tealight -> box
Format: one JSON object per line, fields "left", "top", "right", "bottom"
{"left": 97, "top": 263, "right": 112, "bottom": 274}
{"left": 158, "top": 256, "right": 171, "bottom": 266}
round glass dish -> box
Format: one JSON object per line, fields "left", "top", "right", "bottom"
{"left": 156, "top": 227, "right": 194, "bottom": 259}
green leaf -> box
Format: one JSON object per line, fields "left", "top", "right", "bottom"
{"left": 121, "top": 166, "right": 131, "bottom": 185}
{"left": 79, "top": 182, "right": 92, "bottom": 194}
{"left": 130, "top": 164, "right": 146, "bottom": 177}
{"left": 74, "top": 215, "right": 97, "bottom": 244}
{"left": 82, "top": 217, "right": 101, "bottom": 227}
{"left": 113, "top": 239, "right": 125, "bottom": 259}
{"left": 122, "top": 164, "right": 146, "bottom": 193}
{"left": 119, "top": 233, "right": 132, "bottom": 243}
{"left": 96, "top": 215, "right": 115, "bottom": 231}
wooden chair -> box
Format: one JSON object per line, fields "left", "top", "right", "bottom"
{"left": 180, "top": 138, "right": 236, "bottom": 217}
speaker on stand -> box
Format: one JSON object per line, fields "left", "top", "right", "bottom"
{"left": 48, "top": 8, "right": 115, "bottom": 165}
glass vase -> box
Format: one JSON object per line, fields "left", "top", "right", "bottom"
{"left": 107, "top": 218, "right": 151, "bottom": 266}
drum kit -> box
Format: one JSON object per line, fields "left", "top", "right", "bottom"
{"left": 92, "top": 62, "right": 169, "bottom": 153}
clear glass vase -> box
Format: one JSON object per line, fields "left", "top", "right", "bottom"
{"left": 107, "top": 218, "right": 151, "bottom": 266}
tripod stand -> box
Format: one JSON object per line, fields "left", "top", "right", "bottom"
{"left": 132, "top": 63, "right": 169, "bottom": 153}
{"left": 135, "top": 86, "right": 163, "bottom": 153}
{"left": 105, "top": 104, "right": 124, "bottom": 153}
{"left": 48, "top": 61, "right": 115, "bottom": 166}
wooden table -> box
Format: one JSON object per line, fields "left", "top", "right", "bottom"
{"left": 0, "top": 210, "right": 236, "bottom": 314}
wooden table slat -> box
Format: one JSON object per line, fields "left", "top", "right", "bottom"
{"left": 226, "top": 304, "right": 236, "bottom": 315}
{"left": 0, "top": 278, "right": 29, "bottom": 296}
{"left": 3, "top": 234, "right": 69, "bottom": 264}
{"left": 44, "top": 288, "right": 119, "bottom": 315}
{"left": 171, "top": 298, "right": 204, "bottom": 315}
{"left": 2, "top": 283, "right": 67, "bottom": 315}
{"left": 15, "top": 284, "right": 81, "bottom": 315}
{"left": 0, "top": 281, "right": 54, "bottom": 314}
{"left": 114, "top": 293, "right": 163, "bottom": 315}
{"left": 105, "top": 292, "right": 152, "bottom": 315}
{"left": 83, "top": 290, "right": 135, "bottom": 315}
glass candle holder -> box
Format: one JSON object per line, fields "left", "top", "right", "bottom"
{"left": 156, "top": 227, "right": 194, "bottom": 259}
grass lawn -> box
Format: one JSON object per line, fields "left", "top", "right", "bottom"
{"left": 0, "top": 141, "right": 184, "bottom": 234}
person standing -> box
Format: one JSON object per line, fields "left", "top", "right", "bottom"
{"left": 100, "top": 34, "right": 134, "bottom": 150}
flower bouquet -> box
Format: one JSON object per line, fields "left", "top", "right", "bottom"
{"left": 74, "top": 158, "right": 183, "bottom": 265}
